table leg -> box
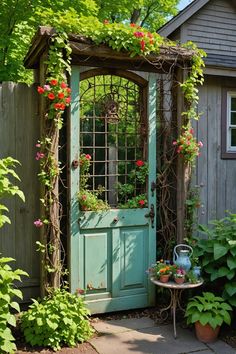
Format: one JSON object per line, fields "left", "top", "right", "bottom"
{"left": 159, "top": 288, "right": 183, "bottom": 339}
{"left": 159, "top": 288, "right": 173, "bottom": 321}
{"left": 172, "top": 289, "right": 178, "bottom": 339}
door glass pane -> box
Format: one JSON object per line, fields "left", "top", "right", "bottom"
{"left": 80, "top": 74, "right": 147, "bottom": 208}
{"left": 231, "top": 129, "right": 236, "bottom": 147}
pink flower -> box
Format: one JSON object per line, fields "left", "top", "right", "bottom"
{"left": 134, "top": 32, "right": 144, "bottom": 38}
{"left": 136, "top": 160, "right": 144, "bottom": 167}
{"left": 189, "top": 128, "right": 194, "bottom": 134}
{"left": 66, "top": 88, "right": 71, "bottom": 93}
{"left": 85, "top": 154, "right": 91, "bottom": 160}
{"left": 66, "top": 96, "right": 71, "bottom": 104}
{"left": 61, "top": 82, "right": 67, "bottom": 89}
{"left": 35, "top": 152, "right": 45, "bottom": 160}
{"left": 198, "top": 141, "right": 203, "bottom": 147}
{"left": 43, "top": 85, "right": 51, "bottom": 91}
{"left": 34, "top": 219, "right": 43, "bottom": 227}
{"left": 81, "top": 195, "right": 87, "bottom": 201}
{"left": 35, "top": 143, "right": 41, "bottom": 148}
{"left": 172, "top": 141, "right": 177, "bottom": 146}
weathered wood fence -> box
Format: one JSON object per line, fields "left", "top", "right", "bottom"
{"left": 0, "top": 82, "right": 40, "bottom": 302}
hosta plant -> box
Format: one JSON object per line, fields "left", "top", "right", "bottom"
{"left": 192, "top": 214, "right": 236, "bottom": 307}
{"left": 21, "top": 288, "right": 94, "bottom": 350}
{"left": 185, "top": 292, "right": 232, "bottom": 329}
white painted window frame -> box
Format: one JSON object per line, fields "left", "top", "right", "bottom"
{"left": 227, "top": 91, "right": 236, "bottom": 152}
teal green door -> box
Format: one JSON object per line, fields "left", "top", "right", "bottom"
{"left": 70, "top": 67, "right": 157, "bottom": 314}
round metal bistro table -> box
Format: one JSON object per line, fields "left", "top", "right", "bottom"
{"left": 150, "top": 277, "right": 203, "bottom": 339}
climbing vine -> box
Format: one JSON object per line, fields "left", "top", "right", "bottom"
{"left": 34, "top": 19, "right": 205, "bottom": 289}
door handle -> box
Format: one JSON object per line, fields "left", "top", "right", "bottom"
{"left": 145, "top": 204, "right": 155, "bottom": 228}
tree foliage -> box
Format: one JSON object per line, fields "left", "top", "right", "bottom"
{"left": 0, "top": 0, "right": 180, "bottom": 83}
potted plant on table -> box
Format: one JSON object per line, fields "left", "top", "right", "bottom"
{"left": 173, "top": 267, "right": 186, "bottom": 284}
{"left": 185, "top": 292, "right": 232, "bottom": 343}
{"left": 153, "top": 262, "right": 172, "bottom": 283}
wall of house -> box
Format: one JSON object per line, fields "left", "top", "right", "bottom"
{"left": 194, "top": 75, "right": 236, "bottom": 226}
{"left": 180, "top": 0, "right": 236, "bottom": 67}
{"left": 0, "top": 82, "right": 40, "bottom": 302}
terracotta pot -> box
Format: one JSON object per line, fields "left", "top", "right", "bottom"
{"left": 195, "top": 321, "right": 220, "bottom": 343}
{"left": 159, "top": 275, "right": 170, "bottom": 283}
{"left": 174, "top": 277, "right": 185, "bottom": 284}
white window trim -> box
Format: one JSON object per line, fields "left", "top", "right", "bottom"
{"left": 227, "top": 91, "right": 236, "bottom": 152}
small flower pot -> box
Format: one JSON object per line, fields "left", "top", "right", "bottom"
{"left": 159, "top": 275, "right": 170, "bottom": 283}
{"left": 195, "top": 321, "right": 220, "bottom": 343}
{"left": 174, "top": 277, "right": 185, "bottom": 284}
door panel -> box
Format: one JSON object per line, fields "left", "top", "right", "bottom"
{"left": 120, "top": 228, "right": 147, "bottom": 289}
{"left": 70, "top": 66, "right": 157, "bottom": 313}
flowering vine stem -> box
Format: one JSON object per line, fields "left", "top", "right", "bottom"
{"left": 34, "top": 20, "right": 205, "bottom": 289}
{"left": 34, "top": 32, "right": 71, "bottom": 292}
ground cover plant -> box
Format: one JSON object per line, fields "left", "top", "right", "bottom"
{"left": 21, "top": 288, "right": 94, "bottom": 351}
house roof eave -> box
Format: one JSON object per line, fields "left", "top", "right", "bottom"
{"left": 158, "top": 0, "right": 210, "bottom": 37}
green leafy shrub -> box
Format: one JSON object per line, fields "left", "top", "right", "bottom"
{"left": 78, "top": 189, "right": 109, "bottom": 211}
{"left": 0, "top": 257, "right": 27, "bottom": 353}
{"left": 0, "top": 157, "right": 27, "bottom": 353}
{"left": 0, "top": 157, "right": 25, "bottom": 227}
{"left": 192, "top": 214, "right": 236, "bottom": 306}
{"left": 185, "top": 292, "right": 232, "bottom": 329}
{"left": 21, "top": 289, "right": 94, "bottom": 350}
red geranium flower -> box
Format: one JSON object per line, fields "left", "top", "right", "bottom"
{"left": 130, "top": 23, "right": 136, "bottom": 27}
{"left": 60, "top": 103, "right": 65, "bottom": 110}
{"left": 58, "top": 92, "right": 64, "bottom": 99}
{"left": 136, "top": 160, "right": 144, "bottom": 167}
{"left": 48, "top": 93, "right": 55, "bottom": 100}
{"left": 66, "top": 88, "right": 71, "bottom": 93}
{"left": 85, "top": 154, "right": 91, "bottom": 160}
{"left": 66, "top": 96, "right": 71, "bottom": 104}
{"left": 138, "top": 200, "right": 145, "bottom": 207}
{"left": 61, "top": 82, "right": 67, "bottom": 89}
{"left": 37, "top": 86, "right": 44, "bottom": 94}
{"left": 140, "top": 39, "right": 145, "bottom": 51}
{"left": 50, "top": 79, "right": 58, "bottom": 86}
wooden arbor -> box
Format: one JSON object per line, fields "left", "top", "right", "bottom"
{"left": 25, "top": 27, "right": 194, "bottom": 312}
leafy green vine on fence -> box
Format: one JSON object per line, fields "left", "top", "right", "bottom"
{"left": 34, "top": 21, "right": 205, "bottom": 288}
{"left": 0, "top": 157, "right": 27, "bottom": 353}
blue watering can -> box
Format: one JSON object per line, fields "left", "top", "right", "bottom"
{"left": 173, "top": 244, "right": 193, "bottom": 272}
